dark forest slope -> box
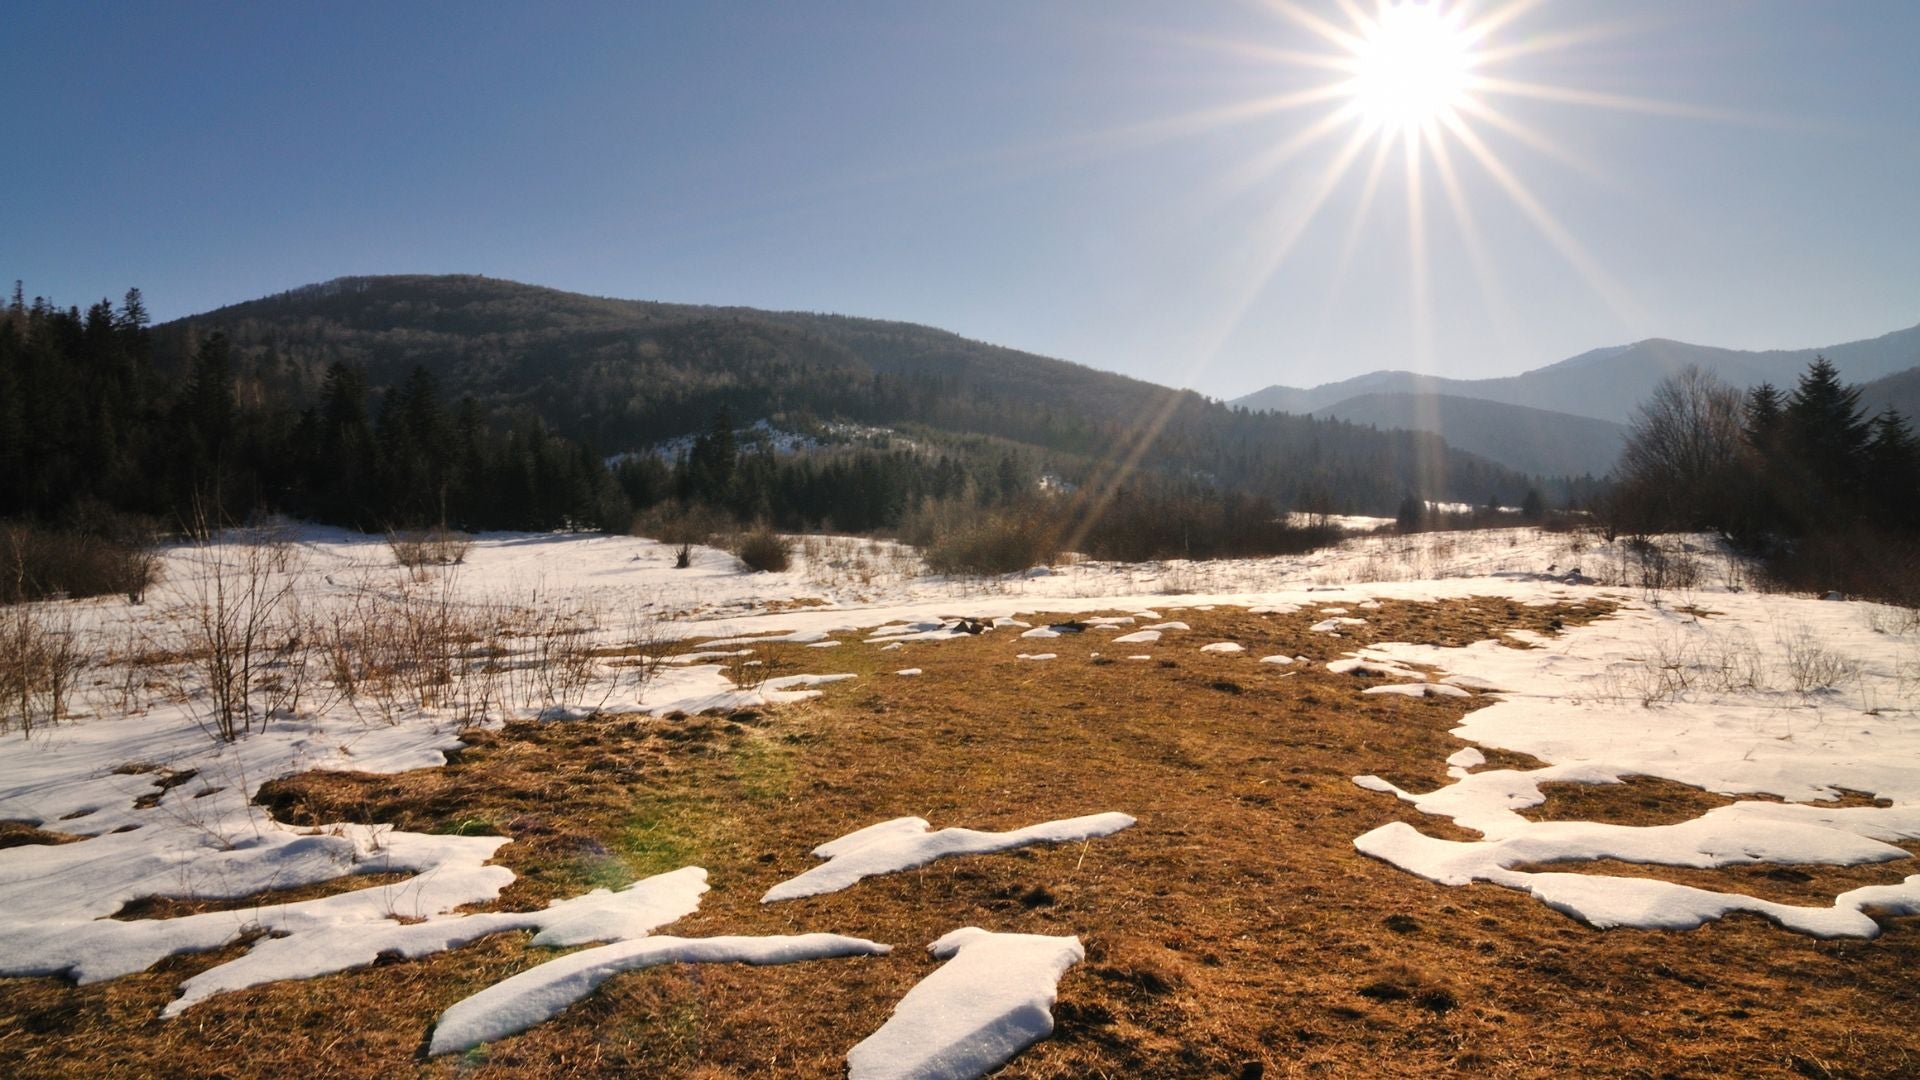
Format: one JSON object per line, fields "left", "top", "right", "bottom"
{"left": 155, "top": 275, "right": 1548, "bottom": 512}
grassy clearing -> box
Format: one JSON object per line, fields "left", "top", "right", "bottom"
{"left": 3, "top": 597, "right": 1917, "bottom": 1078}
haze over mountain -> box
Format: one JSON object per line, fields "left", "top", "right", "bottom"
{"left": 1862, "top": 367, "right": 1920, "bottom": 426}
{"left": 1308, "top": 394, "right": 1628, "bottom": 480}
{"left": 1227, "top": 322, "right": 1920, "bottom": 477}
{"left": 1233, "top": 323, "right": 1920, "bottom": 425}
{"left": 151, "top": 274, "right": 1552, "bottom": 517}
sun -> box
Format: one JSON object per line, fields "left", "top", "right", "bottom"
{"left": 1348, "top": 2, "right": 1476, "bottom": 135}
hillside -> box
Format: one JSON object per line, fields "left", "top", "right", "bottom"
{"left": 153, "top": 275, "right": 1546, "bottom": 514}
{"left": 1863, "top": 365, "right": 1920, "bottom": 423}
{"left": 1233, "top": 322, "right": 1920, "bottom": 424}
{"left": 1310, "top": 393, "right": 1627, "bottom": 479}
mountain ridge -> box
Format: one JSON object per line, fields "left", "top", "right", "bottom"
{"left": 152, "top": 274, "right": 1550, "bottom": 516}
{"left": 1232, "top": 322, "right": 1920, "bottom": 424}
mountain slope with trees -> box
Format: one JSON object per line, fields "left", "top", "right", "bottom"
{"left": 145, "top": 274, "right": 1548, "bottom": 517}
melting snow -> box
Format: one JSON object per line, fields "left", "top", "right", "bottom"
{"left": 846, "top": 928, "right": 1083, "bottom": 1080}
{"left": 430, "top": 933, "right": 891, "bottom": 1055}
{"left": 762, "top": 814, "right": 1135, "bottom": 902}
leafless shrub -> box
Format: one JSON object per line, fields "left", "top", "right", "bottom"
{"left": 387, "top": 528, "right": 473, "bottom": 572}
{"left": 734, "top": 526, "right": 792, "bottom": 573}
{"left": 913, "top": 508, "right": 1058, "bottom": 576}
{"left": 315, "top": 569, "right": 485, "bottom": 723}
{"left": 1699, "top": 627, "right": 1769, "bottom": 694}
{"left": 0, "top": 603, "right": 88, "bottom": 736}
{"left": 1863, "top": 603, "right": 1920, "bottom": 636}
{"left": 1776, "top": 623, "right": 1860, "bottom": 695}
{"left": 634, "top": 503, "right": 733, "bottom": 549}
{"left": 182, "top": 537, "right": 303, "bottom": 742}
{"left": 2, "top": 521, "right": 159, "bottom": 604}
{"left": 1625, "top": 536, "right": 1701, "bottom": 604}
{"left": 619, "top": 607, "right": 671, "bottom": 703}
{"left": 519, "top": 602, "right": 608, "bottom": 714}
{"left": 725, "top": 645, "right": 774, "bottom": 692}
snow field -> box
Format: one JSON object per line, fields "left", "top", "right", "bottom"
{"left": 4, "top": 524, "right": 1915, "bottom": 1073}
{"left": 1346, "top": 582, "right": 1920, "bottom": 937}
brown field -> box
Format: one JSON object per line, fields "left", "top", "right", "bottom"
{"left": 2, "top": 598, "right": 1916, "bottom": 1079}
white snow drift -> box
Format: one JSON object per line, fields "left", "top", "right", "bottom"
{"left": 763, "top": 813, "right": 1136, "bottom": 903}
{"left": 845, "top": 928, "right": 1084, "bottom": 1080}
{"left": 430, "top": 932, "right": 891, "bottom": 1055}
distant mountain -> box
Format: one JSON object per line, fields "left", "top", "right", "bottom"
{"left": 1862, "top": 366, "right": 1920, "bottom": 424}
{"left": 1233, "top": 323, "right": 1920, "bottom": 425}
{"left": 1311, "top": 393, "right": 1627, "bottom": 479}
{"left": 153, "top": 275, "right": 1545, "bottom": 514}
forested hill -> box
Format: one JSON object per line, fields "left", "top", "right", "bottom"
{"left": 154, "top": 274, "right": 1545, "bottom": 513}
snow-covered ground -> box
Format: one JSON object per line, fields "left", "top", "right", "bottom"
{"left": 2, "top": 524, "right": 1916, "bottom": 1074}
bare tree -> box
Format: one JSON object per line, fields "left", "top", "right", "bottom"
{"left": 1612, "top": 366, "right": 1743, "bottom": 533}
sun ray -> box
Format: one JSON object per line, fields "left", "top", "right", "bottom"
{"left": 1440, "top": 109, "right": 1643, "bottom": 324}
{"left": 1330, "top": 0, "right": 1376, "bottom": 37}
{"left": 1469, "top": 75, "right": 1777, "bottom": 126}
{"left": 1403, "top": 121, "right": 1434, "bottom": 370}
{"left": 1156, "top": 32, "right": 1359, "bottom": 74}
{"left": 1059, "top": 121, "right": 1377, "bottom": 558}
{"left": 1470, "top": 19, "right": 1650, "bottom": 66}
{"left": 1457, "top": 0, "right": 1546, "bottom": 46}
{"left": 1326, "top": 132, "right": 1398, "bottom": 301}
{"left": 1450, "top": 96, "right": 1606, "bottom": 184}
{"left": 1426, "top": 118, "right": 1526, "bottom": 364}
{"left": 1206, "top": 101, "right": 1362, "bottom": 203}
{"left": 1257, "top": 0, "right": 1371, "bottom": 57}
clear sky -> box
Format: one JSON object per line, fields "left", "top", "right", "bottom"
{"left": 5, "top": 1, "right": 1917, "bottom": 398}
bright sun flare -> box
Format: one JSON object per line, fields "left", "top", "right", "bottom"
{"left": 1348, "top": 2, "right": 1474, "bottom": 133}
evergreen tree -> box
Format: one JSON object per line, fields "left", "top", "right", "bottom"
{"left": 117, "top": 288, "right": 149, "bottom": 331}
{"left": 1866, "top": 410, "right": 1920, "bottom": 530}
{"left": 1783, "top": 357, "right": 1872, "bottom": 508}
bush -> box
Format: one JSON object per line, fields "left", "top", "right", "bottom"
{"left": 1, "top": 520, "right": 159, "bottom": 604}
{"left": 734, "top": 527, "right": 792, "bottom": 573}
{"left": 1758, "top": 526, "right": 1920, "bottom": 608}
{"left": 388, "top": 527, "right": 473, "bottom": 569}
{"left": 0, "top": 603, "right": 88, "bottom": 737}
{"left": 632, "top": 503, "right": 734, "bottom": 548}
{"left": 920, "top": 509, "right": 1058, "bottom": 575}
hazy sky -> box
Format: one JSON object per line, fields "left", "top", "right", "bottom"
{"left": 6, "top": 2, "right": 1917, "bottom": 398}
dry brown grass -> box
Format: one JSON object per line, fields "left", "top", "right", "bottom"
{"left": 3, "top": 597, "right": 1916, "bottom": 1079}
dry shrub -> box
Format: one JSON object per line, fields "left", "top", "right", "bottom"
{"left": 1776, "top": 622, "right": 1860, "bottom": 694}
{"left": 903, "top": 500, "right": 1058, "bottom": 576}
{"left": 180, "top": 538, "right": 305, "bottom": 742}
{"left": 724, "top": 644, "right": 775, "bottom": 692}
{"left": 386, "top": 527, "right": 472, "bottom": 570}
{"left": 633, "top": 503, "right": 734, "bottom": 548}
{"left": 1, "top": 520, "right": 159, "bottom": 604}
{"left": 733, "top": 527, "right": 792, "bottom": 573}
{"left": 0, "top": 602, "right": 88, "bottom": 737}
{"left": 312, "top": 570, "right": 531, "bottom": 725}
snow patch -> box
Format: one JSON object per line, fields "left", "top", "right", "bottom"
{"left": 430, "top": 933, "right": 891, "bottom": 1055}
{"left": 846, "top": 928, "right": 1083, "bottom": 1080}
{"left": 763, "top": 814, "right": 1135, "bottom": 902}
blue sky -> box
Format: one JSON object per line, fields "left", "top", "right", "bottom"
{"left": 5, "top": 1, "right": 1917, "bottom": 398}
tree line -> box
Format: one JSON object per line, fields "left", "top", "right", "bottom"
{"left": 0, "top": 285, "right": 628, "bottom": 534}
{"left": 1611, "top": 357, "right": 1920, "bottom": 601}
